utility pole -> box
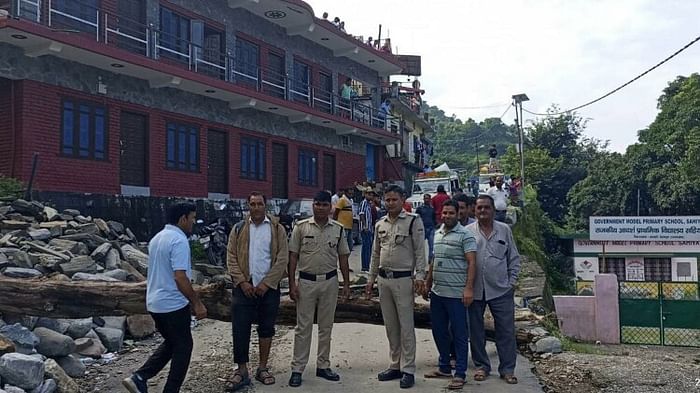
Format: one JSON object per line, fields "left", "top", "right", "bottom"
{"left": 512, "top": 93, "right": 529, "bottom": 186}
{"left": 475, "top": 137, "right": 479, "bottom": 174}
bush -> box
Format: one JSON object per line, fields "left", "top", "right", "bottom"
{"left": 0, "top": 176, "right": 23, "bottom": 199}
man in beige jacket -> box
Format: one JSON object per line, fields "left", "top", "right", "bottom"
{"left": 227, "top": 191, "right": 288, "bottom": 391}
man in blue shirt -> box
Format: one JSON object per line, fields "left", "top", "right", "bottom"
{"left": 123, "top": 202, "right": 207, "bottom": 393}
{"left": 423, "top": 200, "right": 476, "bottom": 390}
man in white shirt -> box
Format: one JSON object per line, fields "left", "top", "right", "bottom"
{"left": 487, "top": 176, "right": 509, "bottom": 223}
{"left": 227, "top": 192, "right": 288, "bottom": 391}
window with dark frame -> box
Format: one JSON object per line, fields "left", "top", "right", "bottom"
{"left": 240, "top": 137, "right": 266, "bottom": 180}
{"left": 61, "top": 99, "right": 107, "bottom": 160}
{"left": 159, "top": 7, "right": 191, "bottom": 60}
{"left": 234, "top": 38, "right": 260, "bottom": 86}
{"left": 166, "top": 122, "right": 199, "bottom": 172}
{"left": 297, "top": 148, "right": 317, "bottom": 186}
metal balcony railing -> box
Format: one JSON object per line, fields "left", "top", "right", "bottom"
{"left": 11, "top": 0, "right": 397, "bottom": 133}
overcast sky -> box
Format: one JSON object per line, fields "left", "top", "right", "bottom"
{"left": 307, "top": 0, "right": 700, "bottom": 152}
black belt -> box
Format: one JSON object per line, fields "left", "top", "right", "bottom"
{"left": 299, "top": 270, "right": 337, "bottom": 281}
{"left": 378, "top": 269, "right": 412, "bottom": 279}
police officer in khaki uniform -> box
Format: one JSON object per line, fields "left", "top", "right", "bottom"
{"left": 365, "top": 185, "right": 426, "bottom": 389}
{"left": 288, "top": 191, "right": 351, "bottom": 388}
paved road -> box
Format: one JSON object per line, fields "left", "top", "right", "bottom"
{"left": 259, "top": 323, "right": 543, "bottom": 392}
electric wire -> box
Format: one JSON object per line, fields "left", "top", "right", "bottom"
{"left": 523, "top": 32, "right": 700, "bottom": 116}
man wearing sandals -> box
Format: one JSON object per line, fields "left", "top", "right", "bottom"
{"left": 423, "top": 200, "right": 477, "bottom": 390}
{"left": 287, "top": 191, "right": 351, "bottom": 387}
{"left": 227, "top": 192, "right": 288, "bottom": 390}
{"left": 365, "top": 185, "right": 426, "bottom": 389}
{"left": 466, "top": 194, "right": 521, "bottom": 385}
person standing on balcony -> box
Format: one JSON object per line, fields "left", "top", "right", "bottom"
{"left": 359, "top": 189, "right": 376, "bottom": 272}
{"left": 365, "top": 185, "right": 427, "bottom": 389}
{"left": 226, "top": 192, "right": 288, "bottom": 391}
{"left": 288, "top": 191, "right": 351, "bottom": 387}
{"left": 341, "top": 78, "right": 356, "bottom": 100}
{"left": 467, "top": 195, "right": 521, "bottom": 385}
{"left": 123, "top": 202, "right": 207, "bottom": 393}
{"left": 333, "top": 188, "right": 354, "bottom": 253}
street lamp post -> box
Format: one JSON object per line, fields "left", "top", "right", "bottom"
{"left": 512, "top": 93, "right": 529, "bottom": 186}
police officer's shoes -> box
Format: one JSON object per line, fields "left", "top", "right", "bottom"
{"left": 377, "top": 368, "right": 402, "bottom": 381}
{"left": 289, "top": 372, "right": 302, "bottom": 387}
{"left": 316, "top": 368, "right": 340, "bottom": 381}
{"left": 399, "top": 373, "right": 415, "bottom": 389}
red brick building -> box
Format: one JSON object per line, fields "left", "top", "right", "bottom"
{"left": 0, "top": 0, "right": 423, "bottom": 201}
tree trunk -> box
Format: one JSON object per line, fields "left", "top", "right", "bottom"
{"left": 0, "top": 277, "right": 537, "bottom": 344}
{"left": 0, "top": 277, "right": 429, "bottom": 326}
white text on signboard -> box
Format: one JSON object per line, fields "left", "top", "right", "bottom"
{"left": 589, "top": 216, "right": 700, "bottom": 241}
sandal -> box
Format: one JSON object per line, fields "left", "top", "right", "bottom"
{"left": 255, "top": 367, "right": 276, "bottom": 385}
{"left": 424, "top": 369, "right": 452, "bottom": 379}
{"left": 225, "top": 371, "right": 251, "bottom": 392}
{"left": 500, "top": 374, "right": 518, "bottom": 384}
{"left": 447, "top": 377, "right": 465, "bottom": 390}
{"left": 474, "top": 369, "right": 488, "bottom": 382}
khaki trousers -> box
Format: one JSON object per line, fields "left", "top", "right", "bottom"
{"left": 291, "top": 276, "right": 339, "bottom": 372}
{"left": 378, "top": 276, "right": 416, "bottom": 374}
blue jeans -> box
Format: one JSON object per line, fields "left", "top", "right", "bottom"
{"left": 361, "top": 231, "right": 373, "bottom": 271}
{"left": 345, "top": 229, "right": 353, "bottom": 252}
{"left": 424, "top": 226, "right": 435, "bottom": 259}
{"left": 430, "top": 292, "right": 469, "bottom": 379}
{"left": 468, "top": 289, "right": 516, "bottom": 376}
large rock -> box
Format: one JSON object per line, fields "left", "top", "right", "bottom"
{"left": 0, "top": 353, "right": 45, "bottom": 390}
{"left": 43, "top": 206, "right": 60, "bottom": 222}
{"left": 120, "top": 244, "right": 148, "bottom": 274}
{"left": 2, "top": 315, "right": 38, "bottom": 330}
{"left": 74, "top": 337, "right": 105, "bottom": 359}
{"left": 94, "top": 328, "right": 123, "bottom": 353}
{"left": 33, "top": 319, "right": 70, "bottom": 335}
{"left": 0, "top": 333, "right": 15, "bottom": 355}
{"left": 11, "top": 200, "right": 43, "bottom": 217}
{"left": 126, "top": 315, "right": 156, "bottom": 339}
{"left": 47, "top": 240, "right": 87, "bottom": 256}
{"left": 0, "top": 220, "right": 31, "bottom": 230}
{"left": 116, "top": 260, "right": 145, "bottom": 282}
{"left": 534, "top": 336, "right": 562, "bottom": 354}
{"left": 1, "top": 249, "right": 32, "bottom": 269}
{"left": 44, "top": 359, "right": 79, "bottom": 393}
{"left": 33, "top": 328, "right": 75, "bottom": 358}
{"left": 100, "top": 317, "right": 126, "bottom": 331}
{"left": 54, "top": 355, "right": 84, "bottom": 378}
{"left": 2, "top": 267, "right": 42, "bottom": 278}
{"left": 30, "top": 378, "right": 57, "bottom": 393}
{"left": 29, "top": 254, "right": 63, "bottom": 270}
{"left": 90, "top": 243, "right": 111, "bottom": 261}
{"left": 57, "top": 256, "right": 96, "bottom": 277}
{"left": 61, "top": 209, "right": 80, "bottom": 217}
{"left": 70, "top": 273, "right": 119, "bottom": 282}
{"left": 101, "top": 269, "right": 129, "bottom": 281}
{"left": 76, "top": 223, "right": 98, "bottom": 235}
{"left": 5, "top": 385, "right": 27, "bottom": 393}
{"left": 107, "top": 221, "right": 124, "bottom": 234}
{"left": 62, "top": 319, "right": 92, "bottom": 340}
{"left": 104, "top": 249, "right": 120, "bottom": 270}
{"left": 0, "top": 324, "right": 39, "bottom": 354}
{"left": 28, "top": 229, "right": 51, "bottom": 241}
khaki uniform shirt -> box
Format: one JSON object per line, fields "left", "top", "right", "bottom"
{"left": 370, "top": 212, "right": 427, "bottom": 280}
{"left": 289, "top": 218, "right": 350, "bottom": 274}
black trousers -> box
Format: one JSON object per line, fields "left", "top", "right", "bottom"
{"left": 231, "top": 286, "right": 281, "bottom": 364}
{"left": 136, "top": 304, "right": 193, "bottom": 393}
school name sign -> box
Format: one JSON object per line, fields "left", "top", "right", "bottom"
{"left": 589, "top": 216, "right": 700, "bottom": 241}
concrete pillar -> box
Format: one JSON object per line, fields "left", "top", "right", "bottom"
{"left": 594, "top": 273, "right": 620, "bottom": 344}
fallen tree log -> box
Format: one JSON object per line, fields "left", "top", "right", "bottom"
{"left": 0, "top": 276, "right": 428, "bottom": 326}
{"left": 0, "top": 277, "right": 539, "bottom": 344}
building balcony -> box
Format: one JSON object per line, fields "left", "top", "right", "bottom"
{"left": 0, "top": 0, "right": 399, "bottom": 144}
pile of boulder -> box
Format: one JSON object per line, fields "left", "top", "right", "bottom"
{"left": 0, "top": 313, "right": 156, "bottom": 392}
{"left": 0, "top": 199, "right": 148, "bottom": 282}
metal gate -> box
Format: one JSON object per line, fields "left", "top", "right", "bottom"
{"left": 619, "top": 281, "right": 700, "bottom": 347}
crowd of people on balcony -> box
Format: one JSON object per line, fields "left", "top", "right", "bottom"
{"left": 321, "top": 12, "right": 393, "bottom": 53}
